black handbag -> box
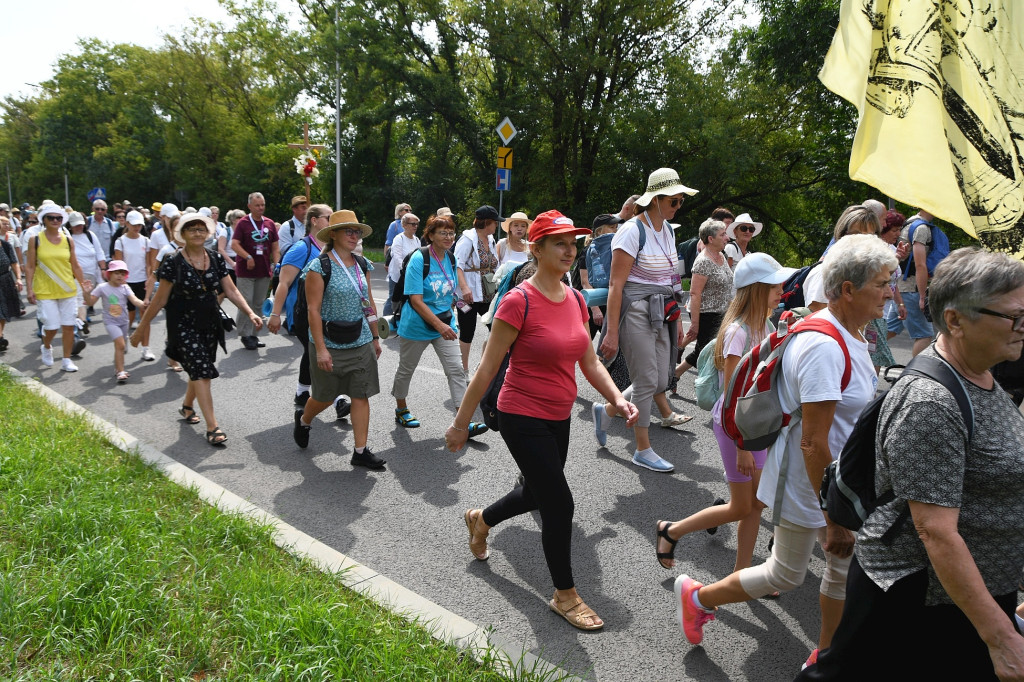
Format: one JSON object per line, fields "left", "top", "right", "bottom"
{"left": 219, "top": 306, "right": 236, "bottom": 332}
{"left": 323, "top": 319, "right": 363, "bottom": 344}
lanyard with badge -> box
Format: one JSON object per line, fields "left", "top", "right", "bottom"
{"left": 249, "top": 215, "right": 269, "bottom": 256}
{"left": 430, "top": 245, "right": 467, "bottom": 312}
{"left": 641, "top": 211, "right": 682, "bottom": 293}
{"left": 332, "top": 248, "right": 379, "bottom": 326}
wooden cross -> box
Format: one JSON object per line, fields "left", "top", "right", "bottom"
{"left": 287, "top": 123, "right": 327, "bottom": 203}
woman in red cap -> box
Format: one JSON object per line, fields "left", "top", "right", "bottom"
{"left": 446, "top": 210, "right": 638, "bottom": 631}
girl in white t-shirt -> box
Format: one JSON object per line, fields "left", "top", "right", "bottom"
{"left": 655, "top": 253, "right": 793, "bottom": 576}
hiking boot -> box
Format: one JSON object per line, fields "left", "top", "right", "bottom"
{"left": 293, "top": 410, "right": 311, "bottom": 449}
{"left": 675, "top": 574, "right": 716, "bottom": 645}
{"left": 335, "top": 398, "right": 351, "bottom": 420}
{"left": 351, "top": 447, "right": 386, "bottom": 470}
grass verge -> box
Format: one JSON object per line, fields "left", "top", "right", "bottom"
{"left": 0, "top": 368, "right": 561, "bottom": 680}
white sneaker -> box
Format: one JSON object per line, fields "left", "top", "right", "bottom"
{"left": 40, "top": 344, "right": 54, "bottom": 367}
{"left": 61, "top": 358, "right": 79, "bottom": 372}
{"left": 141, "top": 348, "right": 156, "bottom": 361}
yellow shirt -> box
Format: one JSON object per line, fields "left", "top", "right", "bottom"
{"left": 33, "top": 231, "right": 75, "bottom": 300}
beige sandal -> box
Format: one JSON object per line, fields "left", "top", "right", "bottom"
{"left": 549, "top": 594, "right": 604, "bottom": 631}
{"left": 463, "top": 509, "right": 490, "bottom": 560}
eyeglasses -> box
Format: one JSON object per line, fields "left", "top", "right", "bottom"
{"left": 976, "top": 308, "right": 1024, "bottom": 331}
{"left": 182, "top": 226, "right": 207, "bottom": 234}
{"left": 406, "top": 221, "right": 420, "bottom": 226}
{"left": 666, "top": 198, "right": 683, "bottom": 208}
{"left": 736, "top": 225, "right": 756, "bottom": 233}
{"left": 337, "top": 228, "right": 362, "bottom": 237}
{"left": 436, "top": 231, "right": 456, "bottom": 238}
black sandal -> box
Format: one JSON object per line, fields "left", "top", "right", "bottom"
{"left": 206, "top": 428, "right": 227, "bottom": 446}
{"left": 178, "top": 405, "right": 200, "bottom": 424}
{"left": 656, "top": 520, "right": 678, "bottom": 569}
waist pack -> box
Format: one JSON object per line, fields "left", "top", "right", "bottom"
{"left": 721, "top": 311, "right": 849, "bottom": 451}
{"left": 821, "top": 353, "right": 973, "bottom": 537}
{"left": 323, "top": 319, "right": 363, "bottom": 345}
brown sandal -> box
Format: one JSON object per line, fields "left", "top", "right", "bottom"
{"left": 463, "top": 509, "right": 490, "bottom": 561}
{"left": 549, "top": 594, "right": 604, "bottom": 631}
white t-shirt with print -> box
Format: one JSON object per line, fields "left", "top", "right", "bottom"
{"left": 611, "top": 215, "right": 677, "bottom": 286}
{"left": 756, "top": 309, "right": 877, "bottom": 528}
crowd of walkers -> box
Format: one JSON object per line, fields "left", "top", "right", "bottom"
{"left": 3, "top": 169, "right": 1024, "bottom": 679}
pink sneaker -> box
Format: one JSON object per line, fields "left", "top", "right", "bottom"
{"left": 802, "top": 648, "right": 819, "bottom": 670}
{"left": 674, "top": 574, "right": 716, "bottom": 644}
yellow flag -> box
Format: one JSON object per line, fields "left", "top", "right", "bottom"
{"left": 820, "top": 0, "right": 1024, "bottom": 257}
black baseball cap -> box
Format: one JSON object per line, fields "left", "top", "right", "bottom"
{"left": 475, "top": 205, "right": 504, "bottom": 222}
{"left": 592, "top": 213, "right": 625, "bottom": 230}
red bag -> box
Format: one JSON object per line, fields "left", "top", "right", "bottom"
{"left": 721, "top": 311, "right": 851, "bottom": 451}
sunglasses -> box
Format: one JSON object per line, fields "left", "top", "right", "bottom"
{"left": 736, "top": 225, "right": 756, "bottom": 233}
{"left": 976, "top": 308, "right": 1024, "bottom": 332}
{"left": 665, "top": 198, "right": 683, "bottom": 208}
{"left": 45, "top": 215, "right": 64, "bottom": 222}
{"left": 25, "top": 220, "right": 38, "bottom": 225}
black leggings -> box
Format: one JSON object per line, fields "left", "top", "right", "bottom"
{"left": 797, "top": 556, "right": 1016, "bottom": 680}
{"left": 481, "top": 412, "right": 575, "bottom": 590}
{"left": 683, "top": 310, "right": 725, "bottom": 366}
{"left": 457, "top": 301, "right": 490, "bottom": 343}
{"left": 298, "top": 332, "right": 313, "bottom": 386}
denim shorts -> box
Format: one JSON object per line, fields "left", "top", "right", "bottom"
{"left": 885, "top": 290, "right": 933, "bottom": 339}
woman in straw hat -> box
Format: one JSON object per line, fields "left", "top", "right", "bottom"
{"left": 448, "top": 210, "right": 638, "bottom": 631}
{"left": 131, "top": 213, "right": 262, "bottom": 446}
{"left": 595, "top": 167, "right": 698, "bottom": 473}
{"left": 496, "top": 211, "right": 530, "bottom": 266}
{"left": 293, "top": 210, "right": 386, "bottom": 471}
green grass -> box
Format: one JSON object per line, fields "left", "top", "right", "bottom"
{"left": 361, "top": 247, "right": 385, "bottom": 263}
{"left": 0, "top": 368, "right": 563, "bottom": 681}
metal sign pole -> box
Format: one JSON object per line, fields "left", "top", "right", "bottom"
{"left": 497, "top": 190, "right": 504, "bottom": 241}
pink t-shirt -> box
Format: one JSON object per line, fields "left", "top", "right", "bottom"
{"left": 495, "top": 281, "right": 590, "bottom": 421}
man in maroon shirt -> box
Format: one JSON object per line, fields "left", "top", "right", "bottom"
{"left": 230, "top": 192, "right": 280, "bottom": 350}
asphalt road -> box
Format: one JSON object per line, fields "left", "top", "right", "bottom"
{"left": 1, "top": 264, "right": 916, "bottom": 681}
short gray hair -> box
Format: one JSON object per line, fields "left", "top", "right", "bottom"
{"left": 928, "top": 247, "right": 1024, "bottom": 334}
{"left": 92, "top": 199, "right": 107, "bottom": 209}
{"left": 698, "top": 218, "right": 726, "bottom": 244}
{"left": 402, "top": 212, "right": 419, "bottom": 226}
{"left": 822, "top": 234, "right": 897, "bottom": 302}
{"left": 247, "top": 192, "right": 265, "bottom": 205}
{"left": 862, "top": 199, "right": 886, "bottom": 220}
{"left": 225, "top": 208, "right": 246, "bottom": 225}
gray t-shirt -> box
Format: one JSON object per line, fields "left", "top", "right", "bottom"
{"left": 896, "top": 222, "right": 931, "bottom": 293}
{"left": 856, "top": 346, "right": 1024, "bottom": 605}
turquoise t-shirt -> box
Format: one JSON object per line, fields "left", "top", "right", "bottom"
{"left": 397, "top": 247, "right": 459, "bottom": 341}
{"left": 303, "top": 254, "right": 372, "bottom": 349}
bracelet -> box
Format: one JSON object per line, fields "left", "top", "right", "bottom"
{"left": 269, "top": 313, "right": 280, "bottom": 317}
{"left": 372, "top": 337, "right": 380, "bottom": 341}
{"left": 898, "top": 303, "right": 906, "bottom": 307}
{"left": 449, "top": 423, "right": 467, "bottom": 432}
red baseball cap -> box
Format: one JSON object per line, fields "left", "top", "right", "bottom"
{"left": 527, "top": 210, "right": 591, "bottom": 242}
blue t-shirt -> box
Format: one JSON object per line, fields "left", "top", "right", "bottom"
{"left": 303, "top": 255, "right": 372, "bottom": 349}
{"left": 384, "top": 220, "right": 402, "bottom": 247}
{"left": 398, "top": 248, "right": 459, "bottom": 341}
{"left": 282, "top": 237, "right": 321, "bottom": 329}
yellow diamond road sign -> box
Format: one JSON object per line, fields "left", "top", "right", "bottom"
{"left": 496, "top": 117, "right": 517, "bottom": 145}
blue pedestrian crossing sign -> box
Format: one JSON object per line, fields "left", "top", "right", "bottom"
{"left": 87, "top": 187, "right": 107, "bottom": 202}
{"left": 496, "top": 168, "right": 511, "bottom": 192}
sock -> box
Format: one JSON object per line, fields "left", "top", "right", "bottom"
{"left": 354, "top": 446, "right": 365, "bottom": 454}
{"left": 692, "top": 589, "right": 711, "bottom": 612}
{"left": 296, "top": 383, "right": 310, "bottom": 396}
{"left": 142, "top": 346, "right": 149, "bottom": 353}
{"left": 300, "top": 416, "right": 311, "bottom": 427}
{"left": 635, "top": 447, "right": 655, "bottom": 460}
{"left": 1016, "top": 612, "right": 1024, "bottom": 633}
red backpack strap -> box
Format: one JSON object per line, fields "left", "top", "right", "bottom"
{"left": 792, "top": 317, "right": 852, "bottom": 391}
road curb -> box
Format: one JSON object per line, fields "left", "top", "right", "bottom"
{"left": 4, "top": 363, "right": 575, "bottom": 681}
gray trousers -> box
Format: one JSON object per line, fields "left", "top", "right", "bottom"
{"left": 620, "top": 300, "right": 672, "bottom": 428}
{"left": 391, "top": 335, "right": 467, "bottom": 408}
{"left": 234, "top": 276, "right": 270, "bottom": 337}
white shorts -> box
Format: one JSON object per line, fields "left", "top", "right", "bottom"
{"left": 37, "top": 297, "right": 78, "bottom": 330}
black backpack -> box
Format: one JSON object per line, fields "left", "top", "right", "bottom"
{"left": 293, "top": 251, "right": 368, "bottom": 338}
{"left": 821, "top": 354, "right": 974, "bottom": 540}
{"left": 677, "top": 237, "right": 699, "bottom": 278}
{"left": 479, "top": 286, "right": 585, "bottom": 431}
{"left": 779, "top": 260, "right": 823, "bottom": 311}
{"left": 280, "top": 236, "right": 317, "bottom": 334}
{"left": 389, "top": 246, "right": 457, "bottom": 325}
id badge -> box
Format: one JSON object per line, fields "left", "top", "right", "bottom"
{"left": 455, "top": 300, "right": 471, "bottom": 313}
{"left": 361, "top": 298, "right": 377, "bottom": 325}
{"left": 255, "top": 246, "right": 264, "bottom": 256}
{"left": 864, "top": 326, "right": 878, "bottom": 353}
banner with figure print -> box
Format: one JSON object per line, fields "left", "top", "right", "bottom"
{"left": 819, "top": 0, "right": 1024, "bottom": 258}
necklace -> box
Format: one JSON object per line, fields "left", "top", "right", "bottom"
{"left": 183, "top": 248, "right": 208, "bottom": 272}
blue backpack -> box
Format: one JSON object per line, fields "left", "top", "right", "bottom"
{"left": 582, "top": 219, "right": 648, "bottom": 289}
{"left": 902, "top": 218, "right": 950, "bottom": 279}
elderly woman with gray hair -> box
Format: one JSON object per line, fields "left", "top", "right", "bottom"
{"left": 799, "top": 248, "right": 1024, "bottom": 680}
{"left": 674, "top": 218, "right": 735, "bottom": 377}
{"left": 675, "top": 235, "right": 895, "bottom": 669}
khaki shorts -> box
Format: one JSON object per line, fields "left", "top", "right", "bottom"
{"left": 309, "top": 341, "right": 380, "bottom": 402}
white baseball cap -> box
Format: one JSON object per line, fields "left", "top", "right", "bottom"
{"left": 126, "top": 210, "right": 145, "bottom": 225}
{"left": 159, "top": 203, "right": 180, "bottom": 219}
{"left": 732, "top": 252, "right": 797, "bottom": 289}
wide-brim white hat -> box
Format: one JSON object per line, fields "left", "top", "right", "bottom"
{"left": 637, "top": 167, "right": 699, "bottom": 205}
{"left": 727, "top": 212, "right": 763, "bottom": 239}
{"left": 174, "top": 213, "right": 216, "bottom": 242}
{"left": 36, "top": 204, "right": 67, "bottom": 227}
